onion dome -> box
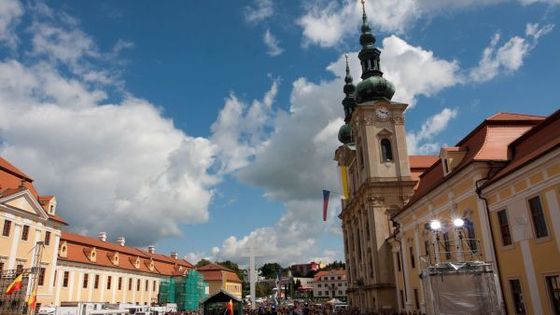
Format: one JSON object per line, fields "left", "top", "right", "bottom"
{"left": 338, "top": 123, "right": 353, "bottom": 144}
{"left": 355, "top": 0, "right": 395, "bottom": 103}
{"left": 342, "top": 54, "right": 357, "bottom": 123}
{"left": 339, "top": 54, "right": 356, "bottom": 145}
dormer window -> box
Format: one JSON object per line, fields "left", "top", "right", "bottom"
{"left": 59, "top": 241, "right": 68, "bottom": 258}
{"left": 440, "top": 147, "right": 466, "bottom": 176}
{"left": 108, "top": 252, "right": 119, "bottom": 266}
{"left": 380, "top": 139, "right": 393, "bottom": 161}
{"left": 83, "top": 247, "right": 96, "bottom": 262}
{"left": 443, "top": 158, "right": 450, "bottom": 174}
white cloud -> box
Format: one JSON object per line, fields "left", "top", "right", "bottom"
{"left": 406, "top": 108, "right": 459, "bottom": 154}
{"left": 325, "top": 37, "right": 461, "bottom": 106}
{"left": 27, "top": 7, "right": 133, "bottom": 88}
{"left": 0, "top": 5, "right": 218, "bottom": 246}
{"left": 0, "top": 0, "right": 23, "bottom": 48}
{"left": 213, "top": 36, "right": 465, "bottom": 263}
{"left": 469, "top": 23, "right": 554, "bottom": 82}
{"left": 519, "top": 0, "right": 560, "bottom": 4}
{"left": 214, "top": 200, "right": 342, "bottom": 265}
{"left": 263, "top": 29, "right": 284, "bottom": 56}
{"left": 297, "top": 0, "right": 556, "bottom": 48}
{"left": 244, "top": 0, "right": 274, "bottom": 23}
{"left": 210, "top": 81, "right": 278, "bottom": 174}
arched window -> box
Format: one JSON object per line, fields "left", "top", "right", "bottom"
{"left": 381, "top": 138, "right": 393, "bottom": 161}
{"left": 464, "top": 219, "right": 478, "bottom": 253}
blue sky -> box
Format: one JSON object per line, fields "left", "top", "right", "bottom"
{"left": 0, "top": 0, "right": 558, "bottom": 266}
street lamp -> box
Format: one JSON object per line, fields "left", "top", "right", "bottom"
{"left": 429, "top": 220, "right": 442, "bottom": 231}
{"left": 453, "top": 218, "right": 465, "bottom": 228}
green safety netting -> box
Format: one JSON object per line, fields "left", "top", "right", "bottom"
{"left": 158, "top": 270, "right": 208, "bottom": 311}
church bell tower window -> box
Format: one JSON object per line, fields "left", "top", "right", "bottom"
{"left": 381, "top": 138, "right": 393, "bottom": 161}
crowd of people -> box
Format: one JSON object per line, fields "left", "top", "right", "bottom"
{"left": 243, "top": 302, "right": 425, "bottom": 315}
{"left": 161, "top": 302, "right": 425, "bottom": 315}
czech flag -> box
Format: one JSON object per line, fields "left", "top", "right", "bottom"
{"left": 27, "top": 289, "right": 37, "bottom": 310}
{"left": 226, "top": 299, "right": 234, "bottom": 315}
{"left": 5, "top": 273, "right": 23, "bottom": 295}
{"left": 322, "top": 190, "right": 330, "bottom": 221}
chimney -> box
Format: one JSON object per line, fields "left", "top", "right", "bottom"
{"left": 170, "top": 251, "right": 178, "bottom": 259}
{"left": 116, "top": 236, "right": 125, "bottom": 246}
{"left": 98, "top": 232, "right": 107, "bottom": 242}
{"left": 148, "top": 245, "right": 156, "bottom": 254}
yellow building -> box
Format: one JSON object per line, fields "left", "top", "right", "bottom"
{"left": 196, "top": 263, "right": 242, "bottom": 299}
{"left": 331, "top": 2, "right": 560, "bottom": 313}
{"left": 391, "top": 113, "right": 545, "bottom": 313}
{"left": 0, "top": 157, "right": 67, "bottom": 306}
{"left": 481, "top": 110, "right": 560, "bottom": 315}
{"left": 54, "top": 232, "right": 193, "bottom": 306}
{"left": 0, "top": 156, "right": 196, "bottom": 309}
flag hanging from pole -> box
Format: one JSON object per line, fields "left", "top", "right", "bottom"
{"left": 27, "top": 288, "right": 37, "bottom": 311}
{"left": 226, "top": 299, "right": 233, "bottom": 315}
{"left": 339, "top": 166, "right": 349, "bottom": 199}
{"left": 5, "top": 273, "right": 23, "bottom": 295}
{"left": 322, "top": 190, "right": 330, "bottom": 221}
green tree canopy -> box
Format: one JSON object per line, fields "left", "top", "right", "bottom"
{"left": 195, "top": 259, "right": 211, "bottom": 267}
{"left": 321, "top": 261, "right": 346, "bottom": 270}
{"left": 259, "top": 262, "right": 283, "bottom": 279}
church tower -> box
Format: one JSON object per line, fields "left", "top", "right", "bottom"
{"left": 335, "top": 0, "right": 416, "bottom": 311}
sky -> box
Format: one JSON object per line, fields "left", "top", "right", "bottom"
{"left": 0, "top": 0, "right": 558, "bottom": 267}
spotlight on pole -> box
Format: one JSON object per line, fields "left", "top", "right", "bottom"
{"left": 453, "top": 218, "right": 465, "bottom": 228}
{"left": 429, "top": 220, "right": 442, "bottom": 231}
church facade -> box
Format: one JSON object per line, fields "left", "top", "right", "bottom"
{"left": 334, "top": 1, "right": 560, "bottom": 314}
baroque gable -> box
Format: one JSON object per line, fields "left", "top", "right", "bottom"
{"left": 0, "top": 189, "right": 50, "bottom": 220}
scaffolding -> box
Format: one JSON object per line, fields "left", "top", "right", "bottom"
{"left": 418, "top": 230, "right": 502, "bottom": 315}
{"left": 421, "top": 261, "right": 501, "bottom": 315}
{"left": 0, "top": 269, "right": 30, "bottom": 315}
{"left": 158, "top": 277, "right": 176, "bottom": 304}
{"left": 0, "top": 242, "right": 43, "bottom": 315}
{"left": 158, "top": 270, "right": 208, "bottom": 311}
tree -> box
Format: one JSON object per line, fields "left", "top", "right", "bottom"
{"left": 259, "top": 263, "right": 283, "bottom": 279}
{"left": 196, "top": 259, "right": 212, "bottom": 267}
{"left": 255, "top": 282, "right": 273, "bottom": 297}
{"left": 322, "top": 261, "right": 346, "bottom": 271}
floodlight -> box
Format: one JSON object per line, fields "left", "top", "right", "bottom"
{"left": 429, "top": 220, "right": 442, "bottom": 231}
{"left": 453, "top": 218, "right": 465, "bottom": 228}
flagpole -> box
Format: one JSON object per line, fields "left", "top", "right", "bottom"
{"left": 27, "top": 241, "right": 44, "bottom": 315}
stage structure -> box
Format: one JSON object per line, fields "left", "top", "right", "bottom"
{"left": 420, "top": 220, "right": 502, "bottom": 315}
{"left": 0, "top": 242, "right": 43, "bottom": 315}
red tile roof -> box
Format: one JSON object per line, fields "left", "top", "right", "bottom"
{"left": 48, "top": 213, "right": 68, "bottom": 225}
{"left": 197, "top": 263, "right": 242, "bottom": 283}
{"left": 486, "top": 112, "right": 545, "bottom": 121}
{"left": 485, "top": 109, "right": 560, "bottom": 185}
{"left": 60, "top": 232, "right": 193, "bottom": 276}
{"left": 0, "top": 156, "right": 33, "bottom": 182}
{"left": 313, "top": 269, "right": 346, "bottom": 280}
{"left": 395, "top": 113, "right": 545, "bottom": 217}
{"left": 196, "top": 262, "right": 235, "bottom": 273}
{"left": 409, "top": 155, "right": 438, "bottom": 187}
{"left": 0, "top": 156, "right": 67, "bottom": 224}
{"left": 409, "top": 155, "right": 438, "bottom": 169}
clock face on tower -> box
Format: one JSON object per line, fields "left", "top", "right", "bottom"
{"left": 375, "top": 106, "right": 391, "bottom": 120}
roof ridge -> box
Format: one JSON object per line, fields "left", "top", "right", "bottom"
{"left": 508, "top": 108, "right": 560, "bottom": 150}
{"left": 487, "top": 112, "right": 546, "bottom": 120}
{"left": 0, "top": 156, "right": 33, "bottom": 181}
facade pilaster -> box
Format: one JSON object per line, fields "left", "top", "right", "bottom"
{"left": 7, "top": 223, "right": 22, "bottom": 269}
